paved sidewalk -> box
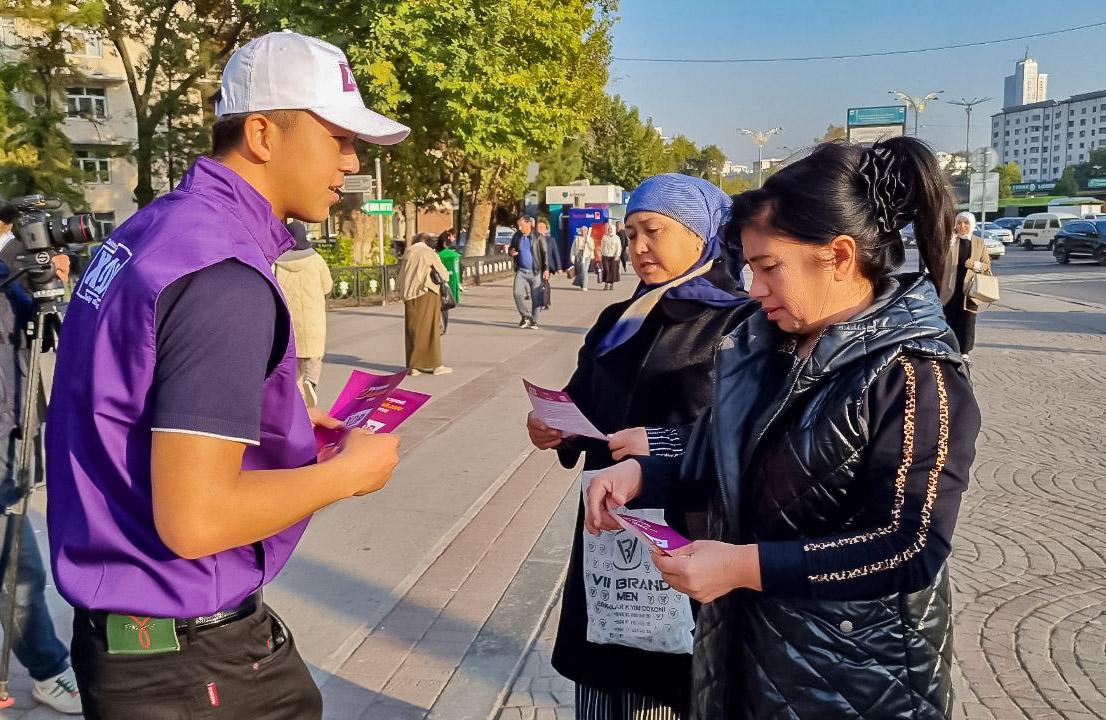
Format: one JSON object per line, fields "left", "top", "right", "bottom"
{"left": 503, "top": 275, "right": 1106, "bottom": 719}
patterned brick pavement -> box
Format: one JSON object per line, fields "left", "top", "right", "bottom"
{"left": 502, "top": 294, "right": 1106, "bottom": 719}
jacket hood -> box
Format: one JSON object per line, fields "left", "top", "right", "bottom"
{"left": 275, "top": 248, "right": 317, "bottom": 269}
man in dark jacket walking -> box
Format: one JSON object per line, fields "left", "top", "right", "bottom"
{"left": 508, "top": 215, "right": 549, "bottom": 329}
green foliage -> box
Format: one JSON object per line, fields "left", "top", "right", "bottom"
{"left": 315, "top": 233, "right": 397, "bottom": 267}
{"left": 531, "top": 139, "right": 585, "bottom": 190}
{"left": 687, "top": 144, "right": 725, "bottom": 181}
{"left": 585, "top": 94, "right": 668, "bottom": 189}
{"left": 0, "top": 2, "right": 103, "bottom": 207}
{"left": 721, "top": 175, "right": 752, "bottom": 195}
{"left": 1055, "top": 166, "right": 1078, "bottom": 196}
{"left": 100, "top": 0, "right": 266, "bottom": 206}
{"left": 663, "top": 135, "right": 698, "bottom": 174}
{"left": 1070, "top": 148, "right": 1106, "bottom": 189}
{"left": 995, "top": 162, "right": 1022, "bottom": 199}
{"left": 820, "top": 124, "right": 846, "bottom": 143}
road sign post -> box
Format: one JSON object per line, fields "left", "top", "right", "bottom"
{"left": 362, "top": 199, "right": 395, "bottom": 215}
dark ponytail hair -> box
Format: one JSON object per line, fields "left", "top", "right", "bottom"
{"left": 729, "top": 136, "right": 953, "bottom": 284}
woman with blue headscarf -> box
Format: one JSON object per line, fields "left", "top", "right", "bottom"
{"left": 525, "top": 174, "right": 754, "bottom": 719}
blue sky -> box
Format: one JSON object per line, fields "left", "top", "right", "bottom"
{"left": 608, "top": 0, "right": 1106, "bottom": 164}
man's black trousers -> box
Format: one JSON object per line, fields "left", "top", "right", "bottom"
{"left": 71, "top": 603, "right": 322, "bottom": 719}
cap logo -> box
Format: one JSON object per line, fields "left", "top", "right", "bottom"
{"left": 339, "top": 62, "right": 358, "bottom": 92}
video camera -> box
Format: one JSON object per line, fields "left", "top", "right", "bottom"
{"left": 2, "top": 195, "right": 99, "bottom": 303}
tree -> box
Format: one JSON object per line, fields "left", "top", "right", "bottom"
{"left": 530, "top": 139, "right": 585, "bottom": 190}
{"left": 1071, "top": 148, "right": 1106, "bottom": 188}
{"left": 1055, "top": 166, "right": 1078, "bottom": 196}
{"left": 663, "top": 135, "right": 698, "bottom": 174}
{"left": 721, "top": 174, "right": 752, "bottom": 195}
{"left": 100, "top": 0, "right": 265, "bottom": 208}
{"left": 995, "top": 162, "right": 1022, "bottom": 199}
{"left": 288, "top": 0, "right": 616, "bottom": 257}
{"left": 688, "top": 144, "right": 725, "bottom": 181}
{"left": 0, "top": 2, "right": 103, "bottom": 207}
{"left": 820, "top": 124, "right": 845, "bottom": 143}
{"left": 585, "top": 94, "right": 668, "bottom": 190}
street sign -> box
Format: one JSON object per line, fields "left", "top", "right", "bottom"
{"left": 342, "top": 175, "right": 374, "bottom": 194}
{"left": 362, "top": 199, "right": 395, "bottom": 215}
{"left": 970, "top": 147, "right": 998, "bottom": 173}
{"left": 969, "top": 172, "right": 1000, "bottom": 214}
{"left": 1089, "top": 178, "right": 1106, "bottom": 189}
{"left": 846, "top": 105, "right": 907, "bottom": 145}
{"left": 847, "top": 106, "right": 908, "bottom": 127}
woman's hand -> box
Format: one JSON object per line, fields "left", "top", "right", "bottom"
{"left": 652, "top": 542, "right": 761, "bottom": 603}
{"left": 527, "top": 412, "right": 563, "bottom": 450}
{"left": 608, "top": 427, "right": 649, "bottom": 461}
{"left": 584, "top": 460, "right": 643, "bottom": 535}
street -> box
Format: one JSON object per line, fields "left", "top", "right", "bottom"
{"left": 1, "top": 255, "right": 1104, "bottom": 719}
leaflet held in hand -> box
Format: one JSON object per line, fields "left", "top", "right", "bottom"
{"left": 611, "top": 510, "right": 692, "bottom": 556}
{"left": 523, "top": 379, "right": 607, "bottom": 441}
{"left": 316, "top": 370, "right": 430, "bottom": 461}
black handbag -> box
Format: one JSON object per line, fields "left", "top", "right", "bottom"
{"left": 431, "top": 268, "right": 457, "bottom": 310}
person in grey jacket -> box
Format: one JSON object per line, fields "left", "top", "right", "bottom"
{"left": 508, "top": 215, "right": 549, "bottom": 329}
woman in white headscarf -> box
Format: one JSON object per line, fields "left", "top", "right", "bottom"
{"left": 599, "top": 223, "right": 622, "bottom": 290}
{"left": 939, "top": 211, "right": 991, "bottom": 363}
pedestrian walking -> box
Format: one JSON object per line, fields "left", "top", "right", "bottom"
{"left": 570, "top": 225, "right": 594, "bottom": 291}
{"left": 44, "top": 32, "right": 404, "bottom": 720}
{"left": 940, "top": 211, "right": 992, "bottom": 366}
{"left": 535, "top": 219, "right": 554, "bottom": 308}
{"left": 527, "top": 174, "right": 753, "bottom": 719}
{"left": 400, "top": 233, "right": 452, "bottom": 374}
{"left": 508, "top": 215, "right": 549, "bottom": 329}
{"left": 616, "top": 219, "right": 629, "bottom": 272}
{"left": 436, "top": 229, "right": 462, "bottom": 334}
{"left": 0, "top": 204, "right": 81, "bottom": 715}
{"left": 586, "top": 137, "right": 981, "bottom": 720}
{"left": 600, "top": 223, "right": 621, "bottom": 290}
{"left": 275, "top": 220, "right": 333, "bottom": 407}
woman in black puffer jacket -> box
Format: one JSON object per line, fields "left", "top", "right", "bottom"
{"left": 584, "top": 137, "right": 981, "bottom": 719}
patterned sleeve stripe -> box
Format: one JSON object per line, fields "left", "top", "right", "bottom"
{"left": 808, "top": 360, "right": 950, "bottom": 584}
{"left": 646, "top": 427, "right": 685, "bottom": 458}
{"left": 804, "top": 356, "right": 917, "bottom": 553}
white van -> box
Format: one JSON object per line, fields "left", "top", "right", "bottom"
{"left": 1015, "top": 212, "right": 1078, "bottom": 250}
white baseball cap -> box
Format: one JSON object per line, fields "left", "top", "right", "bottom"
{"left": 216, "top": 31, "right": 409, "bottom": 145}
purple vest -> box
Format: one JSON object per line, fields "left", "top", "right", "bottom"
{"left": 46, "top": 158, "right": 316, "bottom": 616}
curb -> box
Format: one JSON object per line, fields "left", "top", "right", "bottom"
{"left": 427, "top": 483, "right": 576, "bottom": 720}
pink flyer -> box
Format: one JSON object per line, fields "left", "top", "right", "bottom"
{"left": 612, "top": 512, "right": 692, "bottom": 556}
{"left": 315, "top": 371, "right": 431, "bottom": 461}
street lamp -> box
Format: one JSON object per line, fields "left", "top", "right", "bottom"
{"left": 740, "top": 126, "right": 782, "bottom": 188}
{"left": 948, "top": 97, "right": 991, "bottom": 179}
{"left": 888, "top": 90, "right": 944, "bottom": 136}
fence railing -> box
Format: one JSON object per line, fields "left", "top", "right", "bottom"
{"left": 327, "top": 257, "right": 517, "bottom": 308}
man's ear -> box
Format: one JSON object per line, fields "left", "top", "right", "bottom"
{"left": 239, "top": 114, "right": 281, "bottom": 163}
{"left": 828, "top": 234, "right": 859, "bottom": 281}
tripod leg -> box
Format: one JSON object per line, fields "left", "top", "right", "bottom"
{"left": 0, "top": 318, "right": 49, "bottom": 703}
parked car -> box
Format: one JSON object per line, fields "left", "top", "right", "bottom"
{"left": 1053, "top": 219, "right": 1106, "bottom": 265}
{"left": 1015, "top": 212, "right": 1078, "bottom": 250}
{"left": 982, "top": 234, "right": 1006, "bottom": 260}
{"left": 992, "top": 217, "right": 1025, "bottom": 234}
{"left": 974, "top": 222, "right": 1014, "bottom": 246}
{"left": 1083, "top": 213, "right": 1106, "bottom": 221}
{"left": 900, "top": 223, "right": 916, "bottom": 246}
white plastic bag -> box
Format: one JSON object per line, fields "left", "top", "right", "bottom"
{"left": 580, "top": 471, "right": 694, "bottom": 654}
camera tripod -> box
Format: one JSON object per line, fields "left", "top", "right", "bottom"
{"left": 0, "top": 270, "right": 63, "bottom": 708}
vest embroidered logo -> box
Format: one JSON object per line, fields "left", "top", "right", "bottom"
{"left": 76, "top": 239, "right": 133, "bottom": 309}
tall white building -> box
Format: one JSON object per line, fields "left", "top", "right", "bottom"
{"left": 991, "top": 90, "right": 1106, "bottom": 182}
{"left": 1003, "top": 54, "right": 1048, "bottom": 110}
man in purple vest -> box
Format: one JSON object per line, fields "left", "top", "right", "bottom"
{"left": 45, "top": 32, "right": 408, "bottom": 719}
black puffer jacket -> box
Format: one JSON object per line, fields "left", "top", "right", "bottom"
{"left": 638, "top": 274, "right": 978, "bottom": 719}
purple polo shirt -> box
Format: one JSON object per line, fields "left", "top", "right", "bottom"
{"left": 46, "top": 157, "right": 317, "bottom": 617}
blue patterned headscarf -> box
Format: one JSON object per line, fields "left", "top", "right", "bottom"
{"left": 597, "top": 174, "right": 746, "bottom": 355}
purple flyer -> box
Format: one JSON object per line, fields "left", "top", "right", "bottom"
{"left": 613, "top": 512, "right": 692, "bottom": 556}
{"left": 315, "top": 371, "right": 430, "bottom": 461}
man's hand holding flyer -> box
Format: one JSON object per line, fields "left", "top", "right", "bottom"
{"left": 317, "top": 371, "right": 430, "bottom": 461}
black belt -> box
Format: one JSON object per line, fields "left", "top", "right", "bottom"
{"left": 84, "top": 590, "right": 262, "bottom": 634}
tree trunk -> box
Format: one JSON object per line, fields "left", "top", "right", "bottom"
{"left": 464, "top": 199, "right": 494, "bottom": 257}
{"left": 133, "top": 123, "right": 157, "bottom": 208}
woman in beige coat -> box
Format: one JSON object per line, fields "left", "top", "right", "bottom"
{"left": 399, "top": 233, "right": 452, "bottom": 375}
{"left": 275, "top": 221, "right": 333, "bottom": 406}
{"left": 939, "top": 211, "right": 992, "bottom": 364}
